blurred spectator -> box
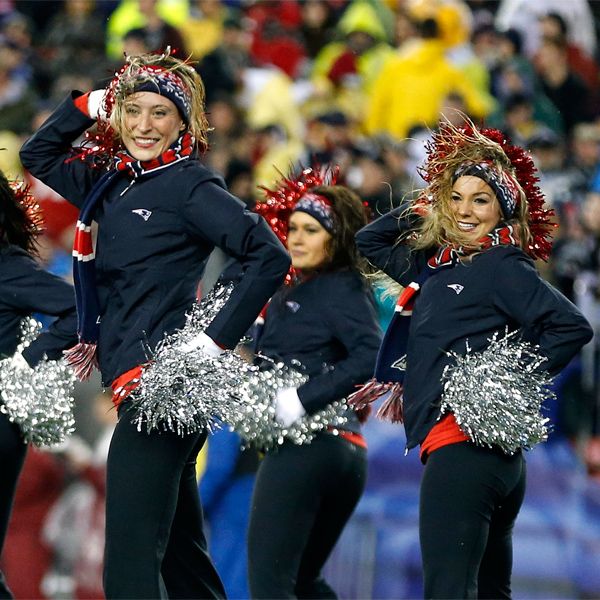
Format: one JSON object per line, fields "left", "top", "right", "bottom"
{"left": 490, "top": 92, "right": 554, "bottom": 147}
{"left": 535, "top": 35, "right": 594, "bottom": 135}
{"left": 250, "top": 122, "right": 304, "bottom": 193}
{"left": 126, "top": 0, "right": 187, "bottom": 57}
{"left": 1, "top": 448, "right": 67, "bottom": 599}
{"left": 301, "top": 109, "right": 356, "bottom": 171}
{"left": 310, "top": 0, "right": 394, "bottom": 122}
{"left": 495, "top": 0, "right": 596, "bottom": 59}
{"left": 489, "top": 40, "right": 564, "bottom": 136}
{"left": 538, "top": 11, "right": 600, "bottom": 94}
{"left": 299, "top": 0, "right": 338, "bottom": 60}
{"left": 43, "top": 393, "right": 117, "bottom": 600}
{"left": 199, "top": 427, "right": 258, "bottom": 600}
{"left": 196, "top": 13, "right": 253, "bottom": 105}
{"left": 365, "top": 16, "right": 495, "bottom": 140}
{"left": 105, "top": 0, "right": 188, "bottom": 59}
{"left": 121, "top": 26, "right": 151, "bottom": 57}
{"left": 406, "top": 0, "right": 473, "bottom": 50}
{"left": 569, "top": 122, "right": 600, "bottom": 199}
{"left": 179, "top": 0, "right": 229, "bottom": 62}
{"left": 346, "top": 143, "right": 397, "bottom": 217}
{"left": 527, "top": 128, "right": 576, "bottom": 209}
{"left": 246, "top": 0, "right": 305, "bottom": 79}
{"left": 0, "top": 35, "right": 38, "bottom": 134}
{"left": 41, "top": 0, "right": 107, "bottom": 84}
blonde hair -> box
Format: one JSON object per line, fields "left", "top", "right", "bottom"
{"left": 408, "top": 124, "right": 531, "bottom": 254}
{"left": 373, "top": 122, "right": 534, "bottom": 299}
{"left": 109, "top": 51, "right": 210, "bottom": 152}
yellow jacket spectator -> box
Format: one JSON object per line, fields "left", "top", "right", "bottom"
{"left": 179, "top": 0, "right": 230, "bottom": 61}
{"left": 311, "top": 1, "right": 395, "bottom": 122}
{"left": 365, "top": 18, "right": 496, "bottom": 140}
{"left": 106, "top": 0, "right": 188, "bottom": 59}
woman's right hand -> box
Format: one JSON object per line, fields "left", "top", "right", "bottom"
{"left": 87, "top": 90, "right": 108, "bottom": 120}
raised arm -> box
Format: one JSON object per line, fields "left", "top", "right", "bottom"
{"left": 19, "top": 93, "right": 100, "bottom": 208}
{"left": 355, "top": 206, "right": 430, "bottom": 286}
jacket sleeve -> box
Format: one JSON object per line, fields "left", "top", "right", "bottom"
{"left": 297, "top": 276, "right": 382, "bottom": 413}
{"left": 183, "top": 181, "right": 291, "bottom": 349}
{"left": 3, "top": 253, "right": 78, "bottom": 366}
{"left": 355, "top": 206, "right": 430, "bottom": 286}
{"left": 19, "top": 92, "right": 99, "bottom": 208}
{"left": 493, "top": 251, "right": 593, "bottom": 375}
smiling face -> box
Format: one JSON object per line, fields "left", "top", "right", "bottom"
{"left": 287, "top": 211, "right": 332, "bottom": 272}
{"left": 121, "top": 91, "right": 185, "bottom": 161}
{"left": 450, "top": 175, "right": 503, "bottom": 241}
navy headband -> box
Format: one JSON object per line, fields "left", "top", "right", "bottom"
{"left": 293, "top": 193, "right": 336, "bottom": 233}
{"left": 132, "top": 66, "right": 192, "bottom": 124}
{"left": 453, "top": 162, "right": 521, "bottom": 219}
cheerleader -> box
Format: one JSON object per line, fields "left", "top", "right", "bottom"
{"left": 20, "top": 50, "right": 289, "bottom": 599}
{"left": 354, "top": 121, "right": 593, "bottom": 599}
{"left": 247, "top": 183, "right": 381, "bottom": 598}
{"left": 0, "top": 174, "right": 77, "bottom": 598}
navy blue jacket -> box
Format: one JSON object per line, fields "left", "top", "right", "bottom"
{"left": 0, "top": 245, "right": 77, "bottom": 366}
{"left": 258, "top": 269, "right": 382, "bottom": 433}
{"left": 356, "top": 207, "right": 594, "bottom": 450}
{"left": 20, "top": 94, "right": 290, "bottom": 385}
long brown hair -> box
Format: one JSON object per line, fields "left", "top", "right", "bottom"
{"left": 0, "top": 174, "right": 42, "bottom": 255}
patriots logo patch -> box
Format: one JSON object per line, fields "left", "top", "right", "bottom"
{"left": 391, "top": 355, "right": 407, "bottom": 371}
{"left": 447, "top": 284, "right": 464, "bottom": 295}
{"left": 132, "top": 208, "right": 152, "bottom": 221}
{"left": 286, "top": 301, "right": 300, "bottom": 313}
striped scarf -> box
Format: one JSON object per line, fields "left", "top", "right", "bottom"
{"left": 349, "top": 224, "right": 519, "bottom": 422}
{"left": 64, "top": 132, "right": 195, "bottom": 380}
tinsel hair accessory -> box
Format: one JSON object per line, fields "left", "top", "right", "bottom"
{"left": 453, "top": 161, "right": 521, "bottom": 219}
{"left": 0, "top": 318, "right": 76, "bottom": 446}
{"left": 0, "top": 177, "right": 44, "bottom": 255}
{"left": 420, "top": 119, "right": 554, "bottom": 261}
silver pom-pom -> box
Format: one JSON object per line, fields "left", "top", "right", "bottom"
{"left": 130, "top": 284, "right": 248, "bottom": 435}
{"left": 0, "top": 318, "right": 76, "bottom": 446}
{"left": 228, "top": 358, "right": 349, "bottom": 451}
{"left": 440, "top": 329, "right": 553, "bottom": 455}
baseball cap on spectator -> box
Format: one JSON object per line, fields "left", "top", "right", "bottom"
{"left": 526, "top": 128, "right": 561, "bottom": 149}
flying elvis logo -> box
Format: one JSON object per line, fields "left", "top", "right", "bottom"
{"left": 132, "top": 209, "right": 152, "bottom": 221}
{"left": 447, "top": 284, "right": 464, "bottom": 295}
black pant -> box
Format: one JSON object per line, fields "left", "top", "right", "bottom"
{"left": 0, "top": 412, "right": 27, "bottom": 599}
{"left": 103, "top": 404, "right": 226, "bottom": 599}
{"left": 248, "top": 433, "right": 367, "bottom": 599}
{"left": 419, "top": 442, "right": 527, "bottom": 599}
